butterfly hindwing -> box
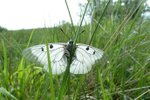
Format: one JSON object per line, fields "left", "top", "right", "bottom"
{"left": 22, "top": 43, "right": 68, "bottom": 74}
{"left": 70, "top": 44, "right": 103, "bottom": 74}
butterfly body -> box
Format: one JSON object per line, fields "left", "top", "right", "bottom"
{"left": 23, "top": 41, "right": 103, "bottom": 74}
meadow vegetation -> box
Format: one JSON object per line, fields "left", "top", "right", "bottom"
{"left": 0, "top": 0, "right": 150, "bottom": 99}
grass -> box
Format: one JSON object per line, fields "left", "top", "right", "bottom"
{"left": 0, "top": 1, "right": 150, "bottom": 100}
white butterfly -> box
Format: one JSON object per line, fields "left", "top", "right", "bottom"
{"left": 22, "top": 41, "right": 103, "bottom": 74}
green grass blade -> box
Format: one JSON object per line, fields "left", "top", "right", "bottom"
{"left": 26, "top": 29, "right": 35, "bottom": 47}
{"left": 1, "top": 40, "right": 9, "bottom": 89}
{"left": 104, "top": 0, "right": 145, "bottom": 51}
{"left": 73, "top": 76, "right": 85, "bottom": 99}
{"left": 64, "top": 0, "right": 76, "bottom": 35}
{"left": 0, "top": 87, "right": 18, "bottom": 100}
{"left": 46, "top": 42, "right": 55, "bottom": 100}
{"left": 58, "top": 64, "right": 70, "bottom": 100}
{"left": 89, "top": 0, "right": 111, "bottom": 45}
{"left": 16, "top": 29, "right": 35, "bottom": 99}
{"left": 74, "top": 0, "right": 90, "bottom": 44}
{"left": 97, "top": 67, "right": 108, "bottom": 100}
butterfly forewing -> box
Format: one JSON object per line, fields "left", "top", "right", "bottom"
{"left": 22, "top": 43, "right": 68, "bottom": 74}
{"left": 70, "top": 44, "right": 103, "bottom": 74}
{"left": 22, "top": 44, "right": 46, "bottom": 64}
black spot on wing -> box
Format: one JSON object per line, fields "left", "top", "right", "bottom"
{"left": 93, "top": 51, "right": 95, "bottom": 55}
{"left": 86, "top": 46, "right": 89, "bottom": 50}
{"left": 85, "top": 46, "right": 95, "bottom": 55}
{"left": 41, "top": 47, "right": 44, "bottom": 51}
{"left": 50, "top": 44, "right": 53, "bottom": 49}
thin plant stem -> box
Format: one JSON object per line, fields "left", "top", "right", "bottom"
{"left": 89, "top": 0, "right": 111, "bottom": 45}
{"left": 64, "top": 0, "right": 76, "bottom": 35}
{"left": 74, "top": 0, "right": 90, "bottom": 45}
{"left": 46, "top": 42, "right": 55, "bottom": 100}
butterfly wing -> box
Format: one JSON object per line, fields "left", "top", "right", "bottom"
{"left": 70, "top": 44, "right": 103, "bottom": 74}
{"left": 22, "top": 43, "right": 68, "bottom": 74}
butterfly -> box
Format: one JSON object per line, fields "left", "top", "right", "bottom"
{"left": 22, "top": 40, "right": 103, "bottom": 74}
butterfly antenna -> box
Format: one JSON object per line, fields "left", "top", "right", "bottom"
{"left": 80, "top": 29, "right": 85, "bottom": 34}
{"left": 78, "top": 29, "right": 85, "bottom": 38}
{"left": 74, "top": 29, "right": 85, "bottom": 42}
{"left": 60, "top": 28, "right": 70, "bottom": 40}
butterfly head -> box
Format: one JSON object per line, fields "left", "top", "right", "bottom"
{"left": 68, "top": 40, "right": 73, "bottom": 45}
{"left": 67, "top": 40, "right": 74, "bottom": 52}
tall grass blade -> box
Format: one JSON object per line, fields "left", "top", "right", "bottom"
{"left": 26, "top": 29, "right": 35, "bottom": 47}
{"left": 97, "top": 68, "right": 108, "bottom": 100}
{"left": 0, "top": 87, "right": 18, "bottom": 100}
{"left": 17, "top": 29, "right": 35, "bottom": 99}
{"left": 46, "top": 42, "right": 55, "bottom": 100}
{"left": 89, "top": 0, "right": 111, "bottom": 45}
{"left": 58, "top": 63, "right": 71, "bottom": 100}
{"left": 104, "top": 0, "right": 145, "bottom": 51}
{"left": 1, "top": 40, "right": 9, "bottom": 89}
{"left": 64, "top": 0, "right": 76, "bottom": 35}
{"left": 74, "top": 0, "right": 90, "bottom": 44}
